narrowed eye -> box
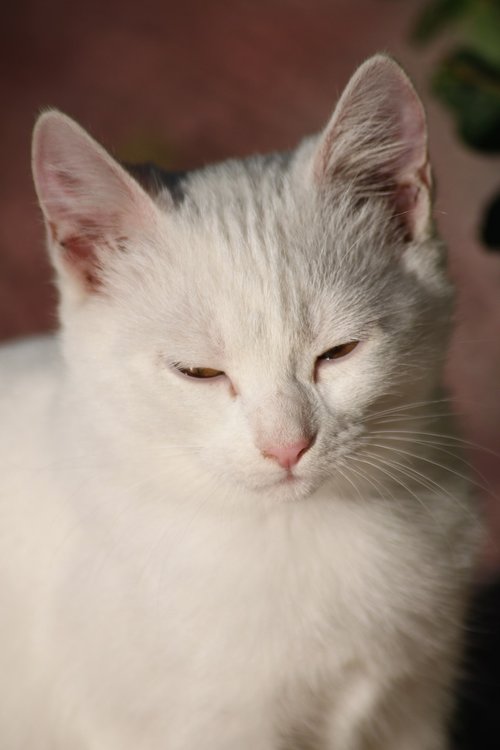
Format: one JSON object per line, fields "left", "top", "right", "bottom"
{"left": 318, "top": 341, "right": 359, "bottom": 361}
{"left": 174, "top": 364, "right": 225, "bottom": 379}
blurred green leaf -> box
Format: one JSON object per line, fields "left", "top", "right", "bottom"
{"left": 411, "top": 1, "right": 500, "bottom": 251}
{"left": 412, "top": 0, "right": 470, "bottom": 43}
{"left": 459, "top": 1, "right": 500, "bottom": 69}
{"left": 432, "top": 49, "right": 500, "bottom": 151}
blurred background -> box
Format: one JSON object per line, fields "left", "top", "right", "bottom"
{"left": 0, "top": 0, "right": 499, "bottom": 563}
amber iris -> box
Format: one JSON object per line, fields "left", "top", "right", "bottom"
{"left": 318, "top": 341, "right": 359, "bottom": 361}
{"left": 176, "top": 365, "right": 224, "bottom": 379}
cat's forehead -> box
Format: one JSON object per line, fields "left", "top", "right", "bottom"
{"left": 159, "top": 158, "right": 321, "bottom": 332}
{"left": 171, "top": 153, "right": 303, "bottom": 249}
{"left": 141, "top": 155, "right": 398, "bottom": 360}
{"left": 161, "top": 153, "right": 394, "bottom": 306}
{"left": 163, "top": 152, "right": 346, "bottom": 286}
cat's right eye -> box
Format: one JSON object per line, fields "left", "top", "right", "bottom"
{"left": 173, "top": 364, "right": 225, "bottom": 380}
{"left": 317, "top": 341, "right": 359, "bottom": 362}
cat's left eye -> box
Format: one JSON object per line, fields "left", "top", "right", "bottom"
{"left": 317, "top": 341, "right": 359, "bottom": 362}
{"left": 174, "top": 364, "right": 225, "bottom": 379}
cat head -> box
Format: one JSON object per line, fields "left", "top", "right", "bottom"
{"left": 32, "top": 55, "right": 453, "bottom": 502}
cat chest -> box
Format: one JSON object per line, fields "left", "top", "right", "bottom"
{"left": 61, "top": 497, "right": 450, "bottom": 683}
{"left": 45, "top": 496, "right": 463, "bottom": 749}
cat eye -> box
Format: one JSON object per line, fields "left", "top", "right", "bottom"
{"left": 174, "top": 364, "right": 225, "bottom": 379}
{"left": 317, "top": 341, "right": 359, "bottom": 361}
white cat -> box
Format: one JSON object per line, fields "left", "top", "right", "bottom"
{"left": 0, "top": 55, "right": 480, "bottom": 749}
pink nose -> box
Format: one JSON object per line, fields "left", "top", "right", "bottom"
{"left": 262, "top": 437, "right": 314, "bottom": 470}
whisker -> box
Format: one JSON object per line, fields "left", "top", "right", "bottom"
{"left": 364, "top": 441, "right": 491, "bottom": 497}
{"left": 363, "top": 434, "right": 497, "bottom": 494}
{"left": 349, "top": 452, "right": 437, "bottom": 520}
{"left": 366, "top": 397, "right": 453, "bottom": 422}
{"left": 338, "top": 458, "right": 392, "bottom": 502}
{"left": 372, "top": 412, "right": 458, "bottom": 424}
{"left": 357, "top": 448, "right": 475, "bottom": 519}
{"left": 366, "top": 429, "right": 500, "bottom": 458}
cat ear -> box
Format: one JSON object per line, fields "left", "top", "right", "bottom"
{"left": 32, "top": 110, "right": 159, "bottom": 298}
{"left": 313, "top": 55, "right": 432, "bottom": 241}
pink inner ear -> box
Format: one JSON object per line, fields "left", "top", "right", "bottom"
{"left": 59, "top": 234, "right": 102, "bottom": 291}
{"left": 48, "top": 207, "right": 127, "bottom": 292}
{"left": 391, "top": 158, "right": 431, "bottom": 241}
{"left": 393, "top": 183, "right": 422, "bottom": 242}
{"left": 48, "top": 218, "right": 103, "bottom": 291}
{"left": 33, "top": 111, "right": 158, "bottom": 295}
{"left": 49, "top": 167, "right": 80, "bottom": 191}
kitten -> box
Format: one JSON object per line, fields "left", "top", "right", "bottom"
{"left": 0, "top": 55, "right": 480, "bottom": 749}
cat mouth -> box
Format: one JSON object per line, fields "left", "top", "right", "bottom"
{"left": 269, "top": 471, "right": 318, "bottom": 498}
{"left": 243, "top": 466, "right": 319, "bottom": 498}
{"left": 266, "top": 467, "right": 300, "bottom": 487}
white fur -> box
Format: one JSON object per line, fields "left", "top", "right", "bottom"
{"left": 0, "top": 56, "right": 480, "bottom": 749}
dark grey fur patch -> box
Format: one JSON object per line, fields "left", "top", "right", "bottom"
{"left": 123, "top": 162, "right": 187, "bottom": 206}
{"left": 278, "top": 725, "right": 323, "bottom": 750}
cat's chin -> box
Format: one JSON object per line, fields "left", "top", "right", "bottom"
{"left": 253, "top": 473, "right": 322, "bottom": 503}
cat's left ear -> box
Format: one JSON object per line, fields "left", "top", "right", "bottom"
{"left": 313, "top": 55, "right": 432, "bottom": 242}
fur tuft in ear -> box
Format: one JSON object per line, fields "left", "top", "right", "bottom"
{"left": 314, "top": 55, "right": 432, "bottom": 242}
{"left": 32, "top": 111, "right": 158, "bottom": 297}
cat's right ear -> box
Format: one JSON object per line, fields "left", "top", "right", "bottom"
{"left": 32, "top": 111, "right": 161, "bottom": 303}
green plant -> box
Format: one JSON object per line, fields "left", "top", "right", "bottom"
{"left": 413, "top": 0, "right": 500, "bottom": 250}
